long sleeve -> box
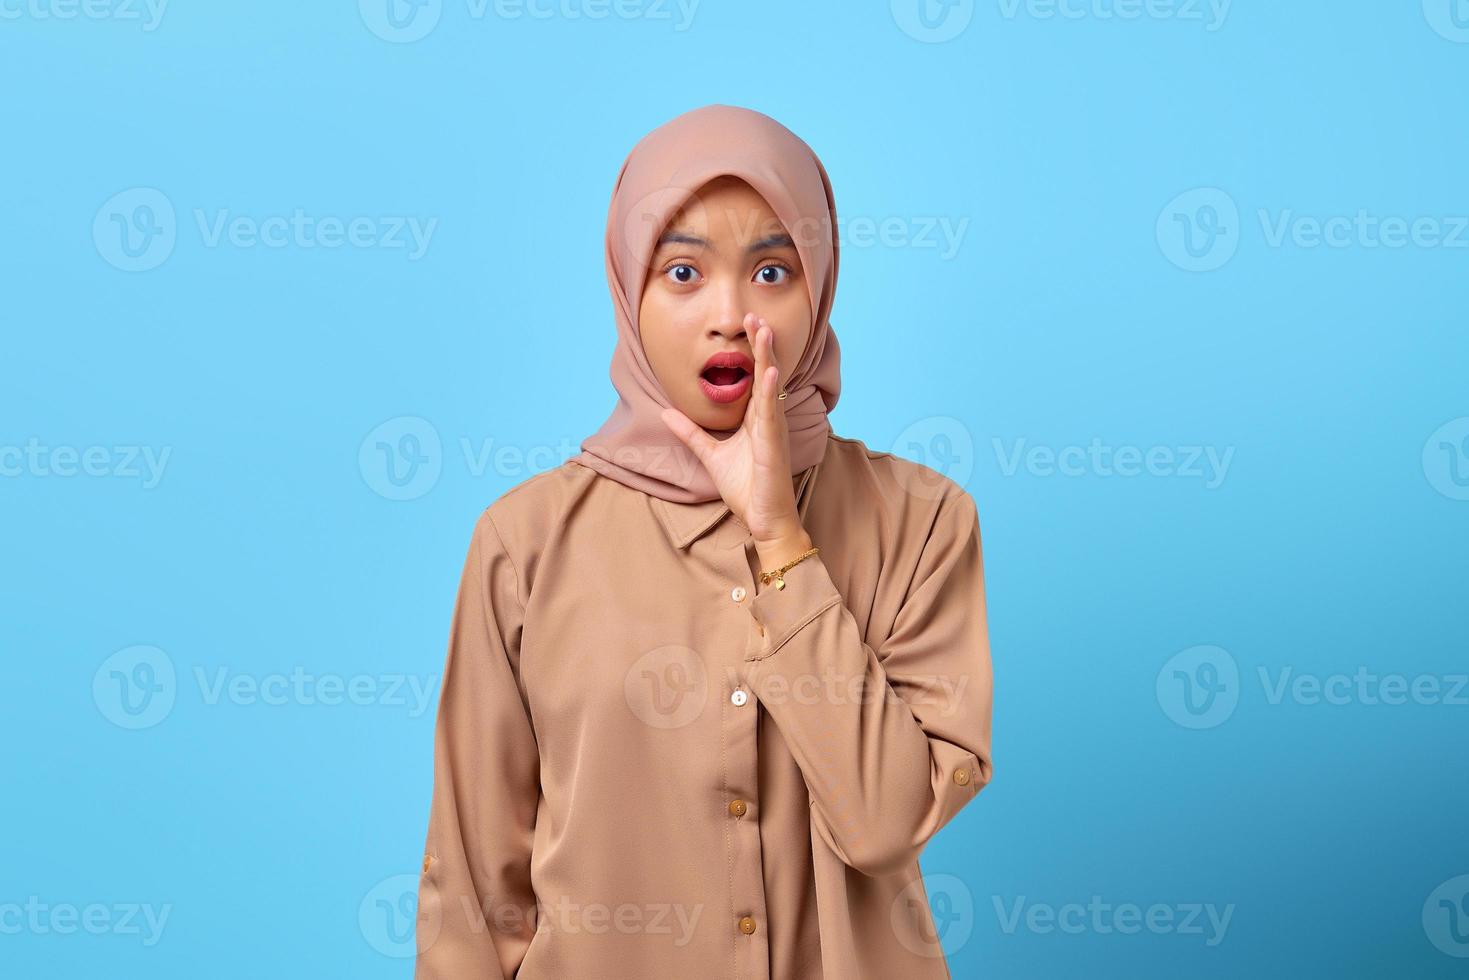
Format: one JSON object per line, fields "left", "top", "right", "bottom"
{"left": 416, "top": 509, "right": 540, "bottom": 978}
{"left": 740, "top": 487, "right": 994, "bottom": 878}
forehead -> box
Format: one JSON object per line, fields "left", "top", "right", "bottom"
{"left": 659, "top": 177, "right": 788, "bottom": 240}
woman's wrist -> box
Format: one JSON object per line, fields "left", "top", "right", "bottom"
{"left": 754, "top": 527, "right": 814, "bottom": 572}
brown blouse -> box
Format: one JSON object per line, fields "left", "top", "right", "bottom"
{"left": 414, "top": 433, "right": 994, "bottom": 979}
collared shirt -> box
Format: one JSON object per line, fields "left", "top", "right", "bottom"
{"left": 415, "top": 433, "right": 994, "bottom": 979}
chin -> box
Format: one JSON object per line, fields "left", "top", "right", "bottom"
{"left": 693, "top": 402, "right": 745, "bottom": 432}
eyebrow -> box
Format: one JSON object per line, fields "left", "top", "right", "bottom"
{"left": 655, "top": 230, "right": 797, "bottom": 254}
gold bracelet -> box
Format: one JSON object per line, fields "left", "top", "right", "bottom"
{"left": 758, "top": 546, "right": 819, "bottom": 591}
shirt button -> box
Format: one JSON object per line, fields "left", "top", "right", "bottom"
{"left": 738, "top": 915, "right": 757, "bottom": 935}
{"left": 954, "top": 768, "right": 971, "bottom": 786}
{"left": 730, "top": 586, "right": 747, "bottom": 602}
{"left": 728, "top": 799, "right": 747, "bottom": 818}
{"left": 730, "top": 689, "right": 748, "bottom": 707}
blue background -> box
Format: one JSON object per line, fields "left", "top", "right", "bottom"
{"left": 3, "top": 1, "right": 1467, "bottom": 976}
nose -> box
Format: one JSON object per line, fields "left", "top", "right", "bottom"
{"left": 706, "top": 277, "right": 750, "bottom": 343}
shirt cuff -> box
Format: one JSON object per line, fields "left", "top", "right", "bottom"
{"left": 744, "top": 550, "right": 842, "bottom": 663}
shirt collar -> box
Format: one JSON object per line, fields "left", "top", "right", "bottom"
{"left": 654, "top": 465, "right": 818, "bottom": 551}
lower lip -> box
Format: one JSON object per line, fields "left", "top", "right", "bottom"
{"left": 698, "top": 372, "right": 752, "bottom": 404}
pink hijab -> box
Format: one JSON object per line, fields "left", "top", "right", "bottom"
{"left": 575, "top": 104, "right": 843, "bottom": 504}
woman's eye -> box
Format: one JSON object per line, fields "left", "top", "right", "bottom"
{"left": 755, "top": 264, "right": 790, "bottom": 285}
{"left": 665, "top": 264, "right": 700, "bottom": 285}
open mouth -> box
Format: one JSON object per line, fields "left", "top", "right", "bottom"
{"left": 698, "top": 355, "right": 754, "bottom": 404}
{"left": 702, "top": 366, "right": 748, "bottom": 387}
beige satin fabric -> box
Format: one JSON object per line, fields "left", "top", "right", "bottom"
{"left": 416, "top": 434, "right": 994, "bottom": 979}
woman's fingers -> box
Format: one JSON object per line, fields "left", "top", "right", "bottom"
{"left": 660, "top": 407, "right": 719, "bottom": 464}
{"left": 759, "top": 318, "right": 780, "bottom": 428}
{"left": 748, "top": 313, "right": 766, "bottom": 411}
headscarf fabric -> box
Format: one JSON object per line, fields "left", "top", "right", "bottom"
{"left": 575, "top": 104, "right": 842, "bottom": 504}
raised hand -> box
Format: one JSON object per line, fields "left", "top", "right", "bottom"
{"left": 660, "top": 313, "right": 814, "bottom": 569}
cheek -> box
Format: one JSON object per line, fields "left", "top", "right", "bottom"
{"left": 773, "top": 296, "right": 814, "bottom": 370}
{"left": 639, "top": 290, "right": 698, "bottom": 380}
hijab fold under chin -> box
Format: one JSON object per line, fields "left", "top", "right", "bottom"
{"left": 575, "top": 104, "right": 843, "bottom": 505}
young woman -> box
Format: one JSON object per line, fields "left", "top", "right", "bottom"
{"left": 415, "top": 104, "right": 994, "bottom": 980}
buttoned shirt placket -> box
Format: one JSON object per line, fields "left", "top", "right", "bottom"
{"left": 675, "top": 464, "right": 818, "bottom": 980}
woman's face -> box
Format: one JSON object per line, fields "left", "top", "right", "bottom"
{"left": 639, "top": 175, "right": 813, "bottom": 432}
